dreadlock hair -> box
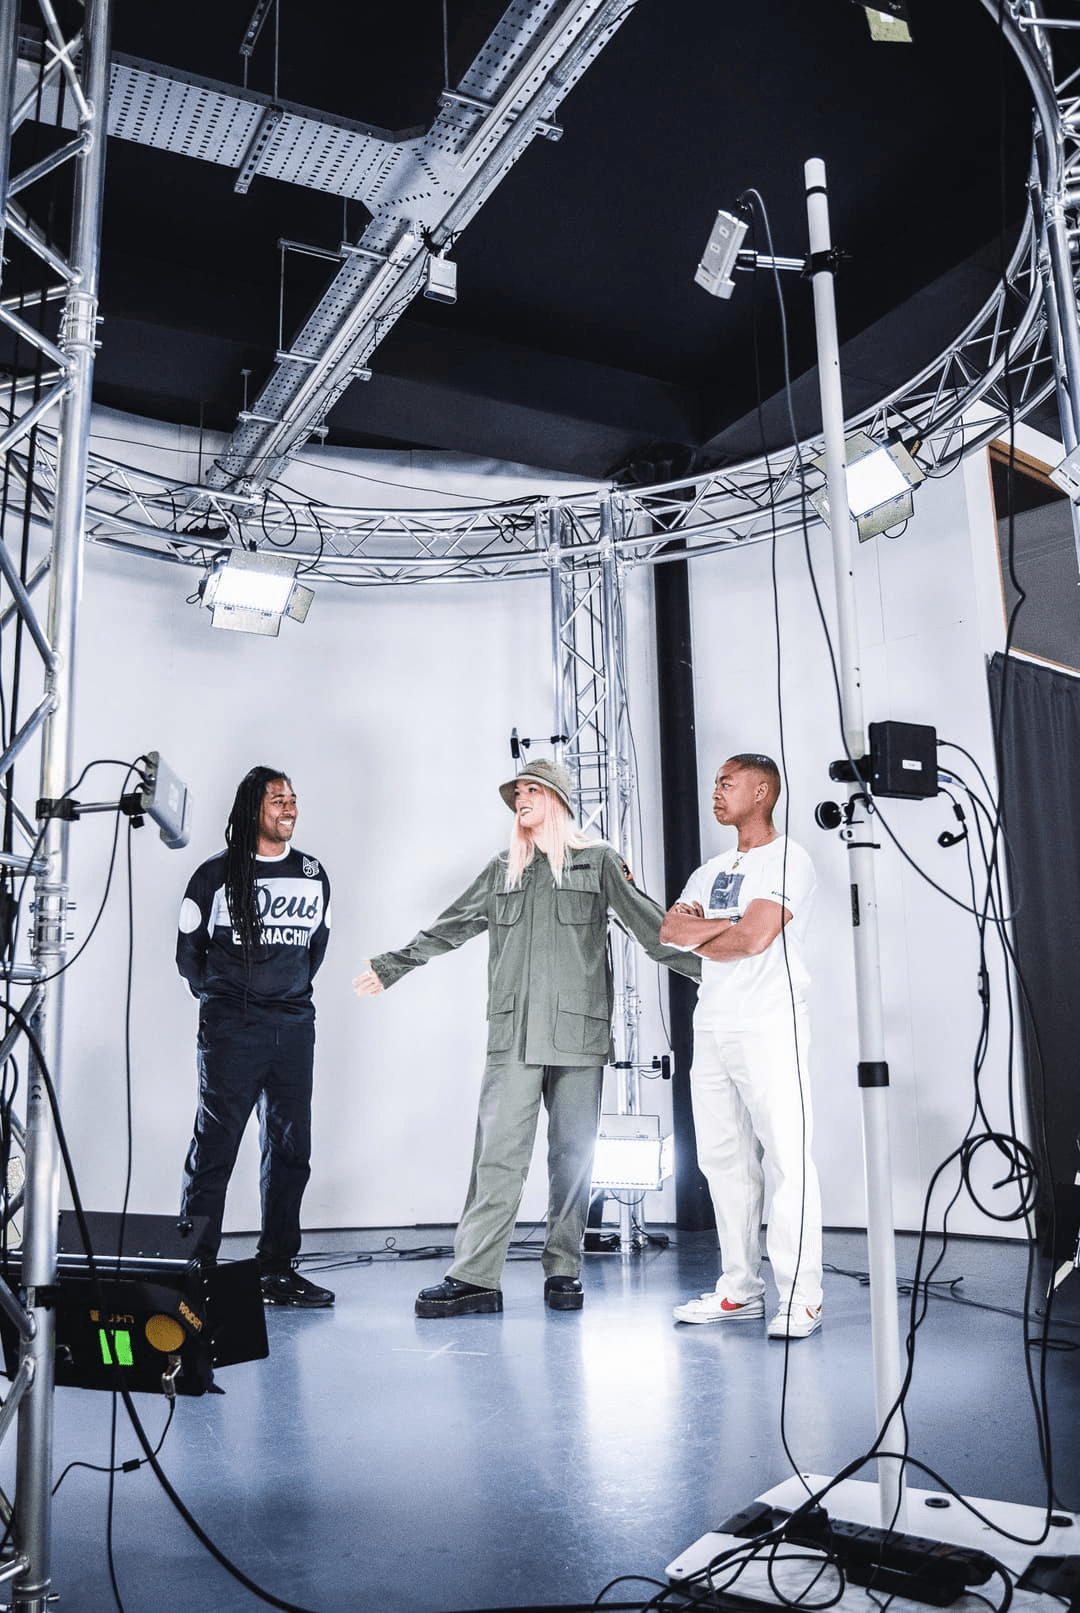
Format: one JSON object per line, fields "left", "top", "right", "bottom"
{"left": 224, "top": 766, "right": 291, "bottom": 958}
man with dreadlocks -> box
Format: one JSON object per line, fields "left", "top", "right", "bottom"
{"left": 176, "top": 766, "right": 334, "bottom": 1308}
{"left": 353, "top": 758, "right": 700, "bottom": 1317}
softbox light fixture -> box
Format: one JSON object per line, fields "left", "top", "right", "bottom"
{"left": 809, "top": 429, "right": 925, "bottom": 541}
{"left": 199, "top": 549, "right": 315, "bottom": 637}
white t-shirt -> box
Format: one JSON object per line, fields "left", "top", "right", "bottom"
{"left": 678, "top": 836, "right": 816, "bottom": 1020}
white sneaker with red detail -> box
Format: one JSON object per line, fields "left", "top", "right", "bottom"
{"left": 767, "top": 1304, "right": 822, "bottom": 1339}
{"left": 672, "top": 1291, "right": 765, "bottom": 1325}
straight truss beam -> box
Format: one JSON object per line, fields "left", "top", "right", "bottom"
{"left": 550, "top": 498, "right": 648, "bottom": 1249}
{"left": 0, "top": 1, "right": 112, "bottom": 1607}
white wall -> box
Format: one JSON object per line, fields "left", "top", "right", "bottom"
{"left": 22, "top": 410, "right": 1041, "bottom": 1242}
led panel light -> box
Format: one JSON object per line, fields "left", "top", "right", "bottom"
{"left": 845, "top": 445, "right": 911, "bottom": 516}
{"left": 199, "top": 550, "right": 314, "bottom": 636}
{"left": 810, "top": 430, "right": 924, "bottom": 540}
{"left": 862, "top": 6, "right": 912, "bottom": 43}
{"left": 592, "top": 1115, "right": 674, "bottom": 1191}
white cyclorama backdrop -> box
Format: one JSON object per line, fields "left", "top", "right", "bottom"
{"left": 27, "top": 409, "right": 1050, "bottom": 1243}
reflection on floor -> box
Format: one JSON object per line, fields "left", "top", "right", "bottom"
{"left": 3, "top": 1227, "right": 1078, "bottom": 1612}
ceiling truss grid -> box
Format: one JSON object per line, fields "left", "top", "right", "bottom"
{"left": 3, "top": 3, "right": 1071, "bottom": 584}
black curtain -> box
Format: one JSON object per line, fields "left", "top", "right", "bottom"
{"left": 987, "top": 652, "right": 1080, "bottom": 1260}
{"left": 654, "top": 554, "right": 713, "bottom": 1229}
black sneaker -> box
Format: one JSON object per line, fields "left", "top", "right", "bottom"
{"left": 260, "top": 1268, "right": 335, "bottom": 1308}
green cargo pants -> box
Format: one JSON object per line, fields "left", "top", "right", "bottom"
{"left": 447, "top": 1057, "right": 603, "bottom": 1290}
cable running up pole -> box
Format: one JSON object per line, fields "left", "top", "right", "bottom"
{"left": 804, "top": 156, "right": 907, "bottom": 1530}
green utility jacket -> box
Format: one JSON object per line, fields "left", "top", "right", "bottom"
{"left": 370, "top": 844, "right": 701, "bottom": 1067}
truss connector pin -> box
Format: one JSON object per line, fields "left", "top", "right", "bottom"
{"left": 60, "top": 291, "right": 101, "bottom": 354}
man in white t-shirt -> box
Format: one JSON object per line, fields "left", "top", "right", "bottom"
{"left": 660, "top": 753, "right": 822, "bottom": 1339}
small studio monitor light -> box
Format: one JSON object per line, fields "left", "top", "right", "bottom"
{"left": 809, "top": 429, "right": 925, "bottom": 540}
{"left": 424, "top": 254, "right": 458, "bottom": 305}
{"left": 135, "top": 752, "right": 191, "bottom": 849}
{"left": 199, "top": 549, "right": 314, "bottom": 637}
{"left": 694, "top": 209, "right": 749, "bottom": 300}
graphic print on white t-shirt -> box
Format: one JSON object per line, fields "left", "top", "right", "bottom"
{"left": 708, "top": 868, "right": 744, "bottom": 914}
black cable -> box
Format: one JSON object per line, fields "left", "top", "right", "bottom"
{"left": 96, "top": 816, "right": 142, "bottom": 1612}
{"left": 740, "top": 182, "right": 828, "bottom": 1490}
{"left": 105, "top": 1388, "right": 131, "bottom": 1613}
{"left": 51, "top": 1399, "right": 177, "bottom": 1496}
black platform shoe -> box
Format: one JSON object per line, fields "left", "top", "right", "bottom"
{"left": 415, "top": 1276, "right": 503, "bottom": 1317}
{"left": 544, "top": 1276, "right": 584, "bottom": 1311}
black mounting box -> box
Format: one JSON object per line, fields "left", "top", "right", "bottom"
{"left": 868, "top": 720, "right": 938, "bottom": 799}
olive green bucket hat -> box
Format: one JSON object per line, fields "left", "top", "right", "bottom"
{"left": 498, "top": 757, "right": 573, "bottom": 813}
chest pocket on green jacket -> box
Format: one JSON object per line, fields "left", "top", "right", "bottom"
{"left": 494, "top": 891, "right": 524, "bottom": 926}
{"left": 555, "top": 874, "right": 602, "bottom": 925}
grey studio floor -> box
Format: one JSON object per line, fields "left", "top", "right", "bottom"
{"left": 4, "top": 1226, "right": 1079, "bottom": 1613}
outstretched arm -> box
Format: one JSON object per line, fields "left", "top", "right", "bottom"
{"left": 352, "top": 857, "right": 498, "bottom": 995}
{"left": 352, "top": 960, "right": 384, "bottom": 996}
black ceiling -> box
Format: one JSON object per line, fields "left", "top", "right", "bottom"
{"left": 73, "top": 2, "right": 1043, "bottom": 480}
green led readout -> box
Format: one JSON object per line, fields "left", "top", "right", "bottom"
{"left": 98, "top": 1328, "right": 134, "bottom": 1368}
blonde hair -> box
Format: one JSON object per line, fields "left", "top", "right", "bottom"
{"left": 505, "top": 785, "right": 593, "bottom": 889}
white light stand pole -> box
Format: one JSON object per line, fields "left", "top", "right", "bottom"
{"left": 804, "top": 155, "right": 907, "bottom": 1529}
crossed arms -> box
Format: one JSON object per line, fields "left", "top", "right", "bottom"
{"left": 659, "top": 897, "right": 790, "bottom": 962}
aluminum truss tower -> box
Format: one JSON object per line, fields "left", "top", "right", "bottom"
{"left": 549, "top": 496, "right": 657, "bottom": 1249}
{"left": 0, "top": 2, "right": 112, "bottom": 1607}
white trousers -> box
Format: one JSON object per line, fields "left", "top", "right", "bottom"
{"left": 690, "top": 1002, "right": 822, "bottom": 1311}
